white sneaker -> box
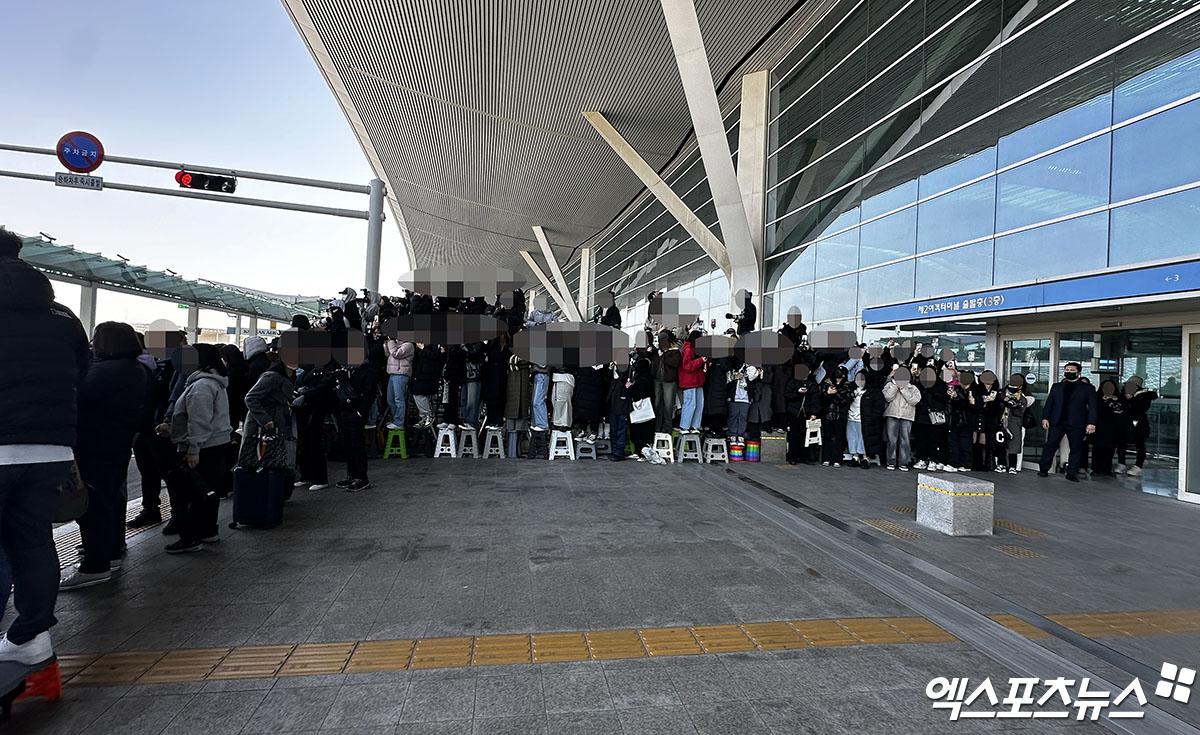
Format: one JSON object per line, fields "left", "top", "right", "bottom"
{"left": 60, "top": 569, "right": 112, "bottom": 591}
{"left": 586, "top": 433, "right": 597, "bottom": 443}
{"left": 309, "top": 483, "right": 329, "bottom": 491}
{"left": 437, "top": 422, "right": 450, "bottom": 430}
{"left": 293, "top": 481, "right": 309, "bottom": 488}
{"left": 1008, "top": 468, "right": 1018, "bottom": 474}
{"left": 1128, "top": 465, "right": 1143, "bottom": 477}
{"left": 957, "top": 466, "right": 970, "bottom": 472}
{"left": 1114, "top": 463, "right": 1128, "bottom": 474}
{"left": 886, "top": 465, "right": 897, "bottom": 471}
{"left": 898, "top": 465, "right": 910, "bottom": 472}
{"left": 0, "top": 631, "right": 53, "bottom": 665}
{"left": 914, "top": 461, "right": 928, "bottom": 470}
{"left": 641, "top": 446, "right": 657, "bottom": 462}
{"left": 943, "top": 466, "right": 958, "bottom": 473}
{"left": 532, "top": 425, "right": 547, "bottom": 432}
{"left": 386, "top": 423, "right": 399, "bottom": 430}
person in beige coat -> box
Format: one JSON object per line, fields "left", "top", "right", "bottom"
{"left": 882, "top": 369, "right": 921, "bottom": 471}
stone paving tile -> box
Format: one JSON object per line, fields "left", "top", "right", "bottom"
{"left": 78, "top": 693, "right": 194, "bottom": 735}
{"left": 470, "top": 714, "right": 549, "bottom": 735}
{"left": 240, "top": 685, "right": 341, "bottom": 733}
{"left": 399, "top": 678, "right": 477, "bottom": 723}
{"left": 394, "top": 722, "right": 473, "bottom": 735}
{"left": 545, "top": 710, "right": 625, "bottom": 735}
{"left": 605, "top": 668, "right": 682, "bottom": 709}
{"left": 616, "top": 705, "right": 701, "bottom": 735}
{"left": 686, "top": 701, "right": 772, "bottom": 735}
{"left": 540, "top": 668, "right": 614, "bottom": 713}
{"left": 162, "top": 690, "right": 269, "bottom": 735}
{"left": 472, "top": 674, "right": 544, "bottom": 718}
{"left": 322, "top": 683, "right": 408, "bottom": 729}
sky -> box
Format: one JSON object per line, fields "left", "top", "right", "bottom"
{"left": 0, "top": 1, "right": 409, "bottom": 329}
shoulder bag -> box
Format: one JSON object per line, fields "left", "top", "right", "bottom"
{"left": 629, "top": 398, "right": 655, "bottom": 424}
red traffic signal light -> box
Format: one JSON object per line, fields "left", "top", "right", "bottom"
{"left": 174, "top": 169, "right": 236, "bottom": 194}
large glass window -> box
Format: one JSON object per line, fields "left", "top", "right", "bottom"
{"left": 996, "top": 135, "right": 1112, "bottom": 232}
{"left": 859, "top": 206, "right": 916, "bottom": 268}
{"left": 814, "top": 273, "right": 859, "bottom": 322}
{"left": 815, "top": 227, "right": 861, "bottom": 279}
{"left": 1110, "top": 187, "right": 1200, "bottom": 268}
{"left": 993, "top": 212, "right": 1109, "bottom": 286}
{"left": 1111, "top": 98, "right": 1200, "bottom": 203}
{"left": 858, "top": 259, "right": 915, "bottom": 314}
{"left": 915, "top": 240, "right": 993, "bottom": 300}
{"left": 916, "top": 178, "right": 996, "bottom": 253}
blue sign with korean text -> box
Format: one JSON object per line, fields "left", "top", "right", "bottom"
{"left": 862, "top": 260, "right": 1200, "bottom": 325}
{"left": 56, "top": 131, "right": 105, "bottom": 174}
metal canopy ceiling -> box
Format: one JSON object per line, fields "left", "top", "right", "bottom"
{"left": 17, "top": 233, "right": 324, "bottom": 320}
{"left": 283, "top": 0, "right": 818, "bottom": 291}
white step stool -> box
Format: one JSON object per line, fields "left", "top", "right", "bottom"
{"left": 677, "top": 432, "right": 702, "bottom": 463}
{"left": 434, "top": 426, "right": 457, "bottom": 458}
{"left": 482, "top": 428, "right": 505, "bottom": 459}
{"left": 457, "top": 427, "right": 479, "bottom": 458}
{"left": 549, "top": 430, "right": 576, "bottom": 461}
{"left": 703, "top": 437, "right": 729, "bottom": 464}
{"left": 653, "top": 433, "right": 675, "bottom": 463}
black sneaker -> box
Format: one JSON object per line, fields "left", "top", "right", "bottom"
{"left": 345, "top": 479, "right": 371, "bottom": 492}
{"left": 859, "top": 459, "right": 870, "bottom": 469}
{"left": 127, "top": 509, "right": 162, "bottom": 528}
{"left": 335, "top": 478, "right": 354, "bottom": 489}
{"left": 1037, "top": 471, "right": 1049, "bottom": 478}
{"left": 1066, "top": 475, "right": 1080, "bottom": 482}
{"left": 609, "top": 453, "right": 627, "bottom": 462}
{"left": 161, "top": 519, "right": 179, "bottom": 536}
{"left": 165, "top": 539, "right": 202, "bottom": 554}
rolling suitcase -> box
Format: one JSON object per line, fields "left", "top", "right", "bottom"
{"left": 230, "top": 467, "right": 287, "bottom": 529}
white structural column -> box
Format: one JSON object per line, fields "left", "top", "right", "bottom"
{"left": 235, "top": 315, "right": 243, "bottom": 347}
{"left": 659, "top": 0, "right": 760, "bottom": 310}
{"left": 577, "top": 248, "right": 592, "bottom": 319}
{"left": 187, "top": 305, "right": 200, "bottom": 343}
{"left": 79, "top": 283, "right": 98, "bottom": 337}
{"left": 532, "top": 227, "right": 584, "bottom": 321}
{"left": 364, "top": 178, "right": 386, "bottom": 295}
{"left": 248, "top": 317, "right": 259, "bottom": 339}
{"left": 737, "top": 70, "right": 770, "bottom": 272}
{"left": 583, "top": 111, "right": 730, "bottom": 274}
{"left": 520, "top": 250, "right": 579, "bottom": 321}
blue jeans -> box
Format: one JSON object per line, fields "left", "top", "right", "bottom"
{"left": 460, "top": 381, "right": 482, "bottom": 428}
{"left": 532, "top": 374, "right": 550, "bottom": 429}
{"left": 387, "top": 374, "right": 410, "bottom": 426}
{"left": 608, "top": 411, "right": 628, "bottom": 457}
{"left": 680, "top": 387, "right": 704, "bottom": 431}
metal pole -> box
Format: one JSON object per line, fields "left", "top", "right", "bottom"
{"left": 79, "top": 283, "right": 98, "bottom": 337}
{"left": 0, "top": 143, "right": 370, "bottom": 194}
{"left": 0, "top": 169, "right": 368, "bottom": 219}
{"left": 365, "top": 178, "right": 385, "bottom": 295}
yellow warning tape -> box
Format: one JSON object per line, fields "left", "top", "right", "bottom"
{"left": 918, "top": 482, "right": 992, "bottom": 497}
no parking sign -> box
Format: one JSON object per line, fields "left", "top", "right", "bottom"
{"left": 56, "top": 131, "right": 104, "bottom": 173}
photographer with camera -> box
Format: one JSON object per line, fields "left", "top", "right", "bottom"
{"left": 726, "top": 289, "right": 757, "bottom": 336}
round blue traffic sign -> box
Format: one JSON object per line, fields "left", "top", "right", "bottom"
{"left": 56, "top": 131, "right": 104, "bottom": 174}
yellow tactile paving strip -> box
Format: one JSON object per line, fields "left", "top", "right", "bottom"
{"left": 52, "top": 609, "right": 1200, "bottom": 688}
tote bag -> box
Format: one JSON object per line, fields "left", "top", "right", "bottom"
{"left": 630, "top": 398, "right": 655, "bottom": 424}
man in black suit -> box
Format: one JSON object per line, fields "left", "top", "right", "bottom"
{"left": 1037, "top": 362, "right": 1097, "bottom": 482}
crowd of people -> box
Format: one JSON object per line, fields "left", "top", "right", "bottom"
{"left": 0, "top": 224, "right": 1162, "bottom": 666}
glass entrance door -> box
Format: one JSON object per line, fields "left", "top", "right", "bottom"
{"left": 1004, "top": 338, "right": 1052, "bottom": 462}
{"left": 1183, "top": 329, "right": 1200, "bottom": 501}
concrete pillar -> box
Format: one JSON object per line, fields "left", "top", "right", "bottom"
{"left": 365, "top": 178, "right": 385, "bottom": 295}
{"left": 577, "top": 248, "right": 592, "bottom": 320}
{"left": 985, "top": 321, "right": 1001, "bottom": 374}
{"left": 235, "top": 315, "right": 243, "bottom": 347}
{"left": 248, "top": 317, "right": 259, "bottom": 339}
{"left": 79, "top": 283, "right": 98, "bottom": 338}
{"left": 737, "top": 70, "right": 770, "bottom": 273}
{"left": 187, "top": 305, "right": 200, "bottom": 343}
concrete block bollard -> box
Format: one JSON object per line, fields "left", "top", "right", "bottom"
{"left": 916, "top": 473, "right": 993, "bottom": 536}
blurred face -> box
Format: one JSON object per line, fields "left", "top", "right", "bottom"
{"left": 981, "top": 370, "right": 997, "bottom": 388}
{"left": 786, "top": 306, "right": 804, "bottom": 329}
{"left": 894, "top": 370, "right": 910, "bottom": 385}
{"left": 793, "top": 364, "right": 810, "bottom": 380}
{"left": 1102, "top": 382, "right": 1116, "bottom": 397}
{"left": 942, "top": 367, "right": 956, "bottom": 383}
{"left": 919, "top": 367, "right": 936, "bottom": 388}
{"left": 960, "top": 371, "right": 975, "bottom": 387}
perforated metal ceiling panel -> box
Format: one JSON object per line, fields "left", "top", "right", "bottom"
{"left": 285, "top": 0, "right": 813, "bottom": 287}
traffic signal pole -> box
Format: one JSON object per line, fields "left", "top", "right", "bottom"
{"left": 0, "top": 142, "right": 389, "bottom": 291}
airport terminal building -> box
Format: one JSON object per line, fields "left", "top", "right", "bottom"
{"left": 290, "top": 0, "right": 1200, "bottom": 496}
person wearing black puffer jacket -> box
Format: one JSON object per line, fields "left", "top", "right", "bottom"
{"left": 913, "top": 367, "right": 951, "bottom": 471}
{"left": 0, "top": 229, "right": 90, "bottom": 664}
{"left": 61, "top": 322, "right": 146, "bottom": 590}
{"left": 818, "top": 367, "right": 855, "bottom": 466}
{"left": 411, "top": 343, "right": 444, "bottom": 428}
{"left": 784, "top": 368, "right": 821, "bottom": 464}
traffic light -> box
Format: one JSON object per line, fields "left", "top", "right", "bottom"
{"left": 175, "top": 169, "right": 237, "bottom": 193}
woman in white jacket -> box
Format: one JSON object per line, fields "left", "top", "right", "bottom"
{"left": 882, "top": 368, "right": 921, "bottom": 471}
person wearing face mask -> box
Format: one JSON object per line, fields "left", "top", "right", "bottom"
{"left": 846, "top": 372, "right": 869, "bottom": 468}
{"left": 1116, "top": 375, "right": 1157, "bottom": 477}
{"left": 1037, "top": 362, "right": 1097, "bottom": 482}
{"left": 999, "top": 375, "right": 1035, "bottom": 474}
{"left": 1091, "top": 379, "right": 1126, "bottom": 476}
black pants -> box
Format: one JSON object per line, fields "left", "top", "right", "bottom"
{"left": 1039, "top": 424, "right": 1085, "bottom": 477}
{"left": 132, "top": 431, "right": 172, "bottom": 510}
{"left": 1092, "top": 444, "right": 1116, "bottom": 474}
{"left": 786, "top": 414, "right": 814, "bottom": 463}
{"left": 702, "top": 411, "right": 727, "bottom": 432}
{"left": 296, "top": 408, "right": 328, "bottom": 485}
{"left": 1118, "top": 433, "right": 1147, "bottom": 468}
{"left": 169, "top": 447, "right": 224, "bottom": 543}
{"left": 0, "top": 461, "right": 71, "bottom": 644}
{"left": 77, "top": 454, "right": 130, "bottom": 574}
{"left": 947, "top": 426, "right": 972, "bottom": 469}
{"left": 630, "top": 420, "right": 655, "bottom": 454}
{"left": 609, "top": 411, "right": 629, "bottom": 458}
{"left": 914, "top": 423, "right": 947, "bottom": 464}
{"left": 337, "top": 414, "right": 368, "bottom": 481}
{"left": 821, "top": 418, "right": 847, "bottom": 463}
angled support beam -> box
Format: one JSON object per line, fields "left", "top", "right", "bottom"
{"left": 658, "top": 0, "right": 760, "bottom": 310}
{"left": 532, "top": 227, "right": 584, "bottom": 322}
{"left": 520, "top": 250, "right": 579, "bottom": 321}
{"left": 582, "top": 111, "right": 730, "bottom": 275}
{"left": 737, "top": 70, "right": 770, "bottom": 270}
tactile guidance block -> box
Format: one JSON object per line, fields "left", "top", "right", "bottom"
{"left": 915, "top": 473, "right": 993, "bottom": 537}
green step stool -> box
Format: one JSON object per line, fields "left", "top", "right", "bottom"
{"left": 383, "top": 428, "right": 408, "bottom": 459}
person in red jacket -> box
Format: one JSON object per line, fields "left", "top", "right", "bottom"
{"left": 678, "top": 330, "right": 707, "bottom": 432}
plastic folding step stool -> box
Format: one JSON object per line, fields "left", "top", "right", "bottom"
{"left": 575, "top": 441, "right": 598, "bottom": 460}
{"left": 703, "top": 437, "right": 729, "bottom": 463}
{"left": 457, "top": 428, "right": 479, "bottom": 458}
{"left": 482, "top": 428, "right": 505, "bottom": 459}
{"left": 434, "top": 427, "right": 458, "bottom": 458}
{"left": 383, "top": 429, "right": 407, "bottom": 459}
{"left": 677, "top": 433, "right": 702, "bottom": 463}
{"left": 653, "top": 433, "right": 675, "bottom": 463}
{"left": 549, "top": 430, "right": 576, "bottom": 461}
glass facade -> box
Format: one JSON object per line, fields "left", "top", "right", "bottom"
{"left": 765, "top": 0, "right": 1200, "bottom": 329}
{"left": 585, "top": 0, "right": 1200, "bottom": 339}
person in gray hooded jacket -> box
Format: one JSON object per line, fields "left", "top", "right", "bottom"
{"left": 164, "top": 344, "right": 231, "bottom": 553}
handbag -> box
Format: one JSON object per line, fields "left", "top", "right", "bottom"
{"left": 928, "top": 410, "right": 947, "bottom": 426}
{"left": 53, "top": 462, "right": 89, "bottom": 523}
{"left": 238, "top": 429, "right": 290, "bottom": 469}
{"left": 630, "top": 398, "right": 655, "bottom": 424}
{"left": 1021, "top": 409, "right": 1036, "bottom": 429}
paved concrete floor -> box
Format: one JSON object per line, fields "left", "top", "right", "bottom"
{"left": 7, "top": 454, "right": 1199, "bottom": 733}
